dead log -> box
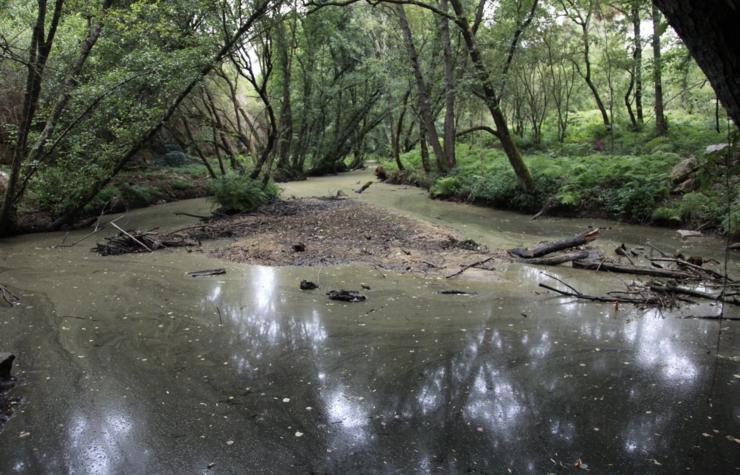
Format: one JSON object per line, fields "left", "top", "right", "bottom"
{"left": 327, "top": 290, "right": 366, "bottom": 302}
{"left": 355, "top": 181, "right": 373, "bottom": 194}
{"left": 519, "top": 250, "right": 590, "bottom": 266}
{"left": 572, "top": 259, "right": 693, "bottom": 279}
{"left": 510, "top": 228, "right": 600, "bottom": 258}
{"left": 188, "top": 268, "right": 226, "bottom": 277}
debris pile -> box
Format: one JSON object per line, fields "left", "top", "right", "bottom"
{"left": 511, "top": 229, "right": 738, "bottom": 309}
{"left": 95, "top": 229, "right": 198, "bottom": 256}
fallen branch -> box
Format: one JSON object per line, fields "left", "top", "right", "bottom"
{"left": 573, "top": 259, "right": 693, "bottom": 279}
{"left": 355, "top": 181, "right": 373, "bottom": 194}
{"left": 174, "top": 212, "right": 212, "bottom": 220}
{"left": 510, "top": 228, "right": 600, "bottom": 259}
{"left": 446, "top": 256, "right": 495, "bottom": 278}
{"left": 538, "top": 282, "right": 659, "bottom": 305}
{"left": 649, "top": 257, "right": 735, "bottom": 282}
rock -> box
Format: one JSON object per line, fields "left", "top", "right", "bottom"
{"left": 677, "top": 229, "right": 703, "bottom": 238}
{"left": 671, "top": 156, "right": 698, "bottom": 184}
{"left": 327, "top": 290, "right": 366, "bottom": 302}
{"left": 705, "top": 143, "right": 730, "bottom": 156}
{"left": 292, "top": 243, "right": 306, "bottom": 252}
{"left": 300, "top": 280, "right": 318, "bottom": 290}
{"left": 0, "top": 353, "right": 15, "bottom": 379}
{"left": 0, "top": 171, "right": 8, "bottom": 199}
{"left": 672, "top": 177, "right": 698, "bottom": 193}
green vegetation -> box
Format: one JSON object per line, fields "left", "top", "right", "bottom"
{"left": 208, "top": 175, "right": 279, "bottom": 213}
{"left": 381, "top": 113, "right": 737, "bottom": 236}
{"left": 0, "top": 0, "right": 737, "bottom": 238}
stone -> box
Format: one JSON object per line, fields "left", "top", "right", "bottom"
{"left": 0, "top": 353, "right": 15, "bottom": 379}
{"left": 671, "top": 156, "right": 698, "bottom": 183}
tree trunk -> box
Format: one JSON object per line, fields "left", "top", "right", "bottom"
{"left": 440, "top": 0, "right": 456, "bottom": 169}
{"left": 653, "top": 0, "right": 740, "bottom": 126}
{"left": 581, "top": 23, "right": 610, "bottom": 128}
{"left": 275, "top": 19, "right": 294, "bottom": 175}
{"left": 651, "top": 4, "right": 667, "bottom": 135}
{"left": 0, "top": 0, "right": 64, "bottom": 236}
{"left": 418, "top": 120, "right": 431, "bottom": 174}
{"left": 396, "top": 5, "right": 447, "bottom": 173}
{"left": 448, "top": 0, "right": 535, "bottom": 191}
{"left": 632, "top": 0, "right": 643, "bottom": 125}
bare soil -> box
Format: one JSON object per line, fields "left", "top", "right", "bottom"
{"left": 177, "top": 197, "right": 499, "bottom": 276}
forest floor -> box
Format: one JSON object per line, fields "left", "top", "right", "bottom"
{"left": 176, "top": 197, "right": 500, "bottom": 277}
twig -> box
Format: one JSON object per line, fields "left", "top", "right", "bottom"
{"left": 216, "top": 306, "right": 223, "bottom": 325}
{"left": 446, "top": 256, "right": 495, "bottom": 279}
{"left": 55, "top": 215, "right": 124, "bottom": 249}
{"left": 646, "top": 242, "right": 669, "bottom": 258}
{"left": 174, "top": 212, "right": 212, "bottom": 220}
{"left": 0, "top": 283, "right": 20, "bottom": 306}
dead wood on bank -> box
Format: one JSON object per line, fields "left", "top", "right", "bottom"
{"left": 94, "top": 228, "right": 199, "bottom": 256}
{"left": 517, "top": 228, "right": 738, "bottom": 309}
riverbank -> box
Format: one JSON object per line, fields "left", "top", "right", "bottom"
{"left": 380, "top": 143, "right": 739, "bottom": 239}
{"left": 11, "top": 164, "right": 211, "bottom": 233}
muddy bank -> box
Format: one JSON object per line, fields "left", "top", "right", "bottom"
{"left": 171, "top": 198, "right": 498, "bottom": 276}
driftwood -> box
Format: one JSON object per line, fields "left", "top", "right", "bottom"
{"left": 438, "top": 290, "right": 479, "bottom": 295}
{"left": 188, "top": 268, "right": 226, "bottom": 277}
{"left": 573, "top": 259, "right": 693, "bottom": 279}
{"left": 355, "top": 181, "right": 373, "bottom": 194}
{"left": 510, "top": 228, "right": 599, "bottom": 259}
{"left": 521, "top": 250, "right": 590, "bottom": 266}
{"left": 327, "top": 290, "right": 366, "bottom": 302}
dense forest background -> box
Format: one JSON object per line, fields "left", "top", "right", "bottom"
{"left": 0, "top": 0, "right": 737, "bottom": 236}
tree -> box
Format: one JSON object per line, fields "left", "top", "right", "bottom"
{"left": 559, "top": 0, "right": 611, "bottom": 129}
{"left": 653, "top": 0, "right": 740, "bottom": 126}
{"left": 651, "top": 3, "right": 667, "bottom": 135}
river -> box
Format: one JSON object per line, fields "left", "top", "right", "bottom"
{"left": 1, "top": 170, "right": 738, "bottom": 473}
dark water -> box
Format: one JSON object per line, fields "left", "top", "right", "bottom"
{"left": 0, "top": 171, "right": 738, "bottom": 473}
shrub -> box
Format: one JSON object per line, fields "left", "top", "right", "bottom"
{"left": 679, "top": 192, "right": 721, "bottom": 227}
{"left": 208, "top": 175, "right": 279, "bottom": 213}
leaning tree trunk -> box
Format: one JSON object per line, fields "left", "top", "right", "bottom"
{"left": 651, "top": 4, "right": 667, "bottom": 135}
{"left": 396, "top": 5, "right": 447, "bottom": 173}
{"left": 653, "top": 0, "right": 739, "bottom": 126}
{"left": 449, "top": 0, "right": 535, "bottom": 192}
